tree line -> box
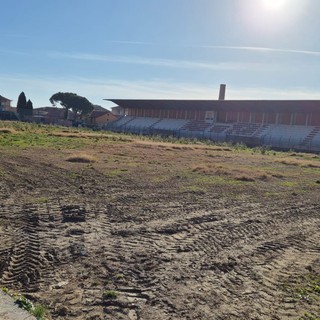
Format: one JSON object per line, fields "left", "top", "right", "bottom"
{"left": 17, "top": 92, "right": 33, "bottom": 117}
{"left": 15, "top": 91, "right": 95, "bottom": 121}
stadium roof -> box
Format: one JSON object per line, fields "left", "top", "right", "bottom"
{"left": 106, "top": 99, "right": 320, "bottom": 112}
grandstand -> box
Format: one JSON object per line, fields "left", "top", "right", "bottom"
{"left": 105, "top": 85, "right": 320, "bottom": 152}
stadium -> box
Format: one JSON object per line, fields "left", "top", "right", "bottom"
{"left": 106, "top": 85, "right": 320, "bottom": 152}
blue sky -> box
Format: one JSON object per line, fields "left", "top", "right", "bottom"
{"left": 1, "top": 0, "right": 320, "bottom": 109}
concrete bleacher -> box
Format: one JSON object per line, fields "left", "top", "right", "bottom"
{"left": 108, "top": 116, "right": 134, "bottom": 128}
{"left": 107, "top": 117, "right": 190, "bottom": 133}
{"left": 181, "top": 120, "right": 212, "bottom": 132}
{"left": 209, "top": 124, "right": 231, "bottom": 134}
{"left": 123, "top": 117, "right": 161, "bottom": 129}
{"left": 301, "top": 126, "right": 320, "bottom": 146}
{"left": 152, "top": 119, "right": 189, "bottom": 130}
{"left": 105, "top": 116, "right": 320, "bottom": 151}
{"left": 261, "top": 125, "right": 314, "bottom": 148}
{"left": 226, "top": 123, "right": 261, "bottom": 136}
{"left": 309, "top": 131, "right": 320, "bottom": 148}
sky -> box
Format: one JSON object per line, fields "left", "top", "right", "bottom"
{"left": 1, "top": 0, "right": 320, "bottom": 109}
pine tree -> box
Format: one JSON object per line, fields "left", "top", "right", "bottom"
{"left": 16, "top": 92, "right": 27, "bottom": 117}
{"left": 26, "top": 99, "right": 33, "bottom": 116}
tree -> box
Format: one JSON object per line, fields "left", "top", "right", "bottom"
{"left": 26, "top": 99, "right": 33, "bottom": 116}
{"left": 71, "top": 96, "right": 94, "bottom": 120}
{"left": 16, "top": 92, "right": 27, "bottom": 117}
{"left": 49, "top": 92, "right": 94, "bottom": 120}
{"left": 49, "top": 92, "right": 76, "bottom": 119}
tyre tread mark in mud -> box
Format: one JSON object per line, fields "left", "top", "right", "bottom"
{"left": 0, "top": 205, "right": 41, "bottom": 292}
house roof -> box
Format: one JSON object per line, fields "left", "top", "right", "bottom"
{"left": 90, "top": 110, "right": 111, "bottom": 119}
{"left": 0, "top": 95, "right": 11, "bottom": 102}
{"left": 93, "top": 105, "right": 109, "bottom": 112}
{"left": 106, "top": 99, "right": 320, "bottom": 112}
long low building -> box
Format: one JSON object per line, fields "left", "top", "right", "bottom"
{"left": 105, "top": 85, "right": 320, "bottom": 152}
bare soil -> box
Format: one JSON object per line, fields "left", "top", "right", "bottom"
{"left": 0, "top": 135, "right": 319, "bottom": 319}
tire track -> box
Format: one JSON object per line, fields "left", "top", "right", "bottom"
{"left": 1, "top": 205, "right": 41, "bottom": 292}
{"left": 1, "top": 192, "right": 319, "bottom": 319}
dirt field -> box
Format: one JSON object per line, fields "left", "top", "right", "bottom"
{"left": 0, "top": 122, "right": 319, "bottom": 319}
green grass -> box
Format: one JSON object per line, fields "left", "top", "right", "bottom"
{"left": 281, "top": 181, "right": 299, "bottom": 187}
{"left": 28, "top": 197, "right": 48, "bottom": 204}
{"left": 68, "top": 172, "right": 84, "bottom": 179}
{"left": 0, "top": 169, "right": 7, "bottom": 177}
{"left": 105, "top": 168, "right": 128, "bottom": 177}
{"left": 282, "top": 272, "right": 320, "bottom": 319}
{"left": 102, "top": 290, "right": 118, "bottom": 300}
{"left": 180, "top": 185, "right": 207, "bottom": 194}
{"left": 0, "top": 131, "right": 86, "bottom": 149}
{"left": 32, "top": 304, "right": 47, "bottom": 320}
{"left": 0, "top": 121, "right": 132, "bottom": 149}
{"left": 298, "top": 313, "right": 320, "bottom": 320}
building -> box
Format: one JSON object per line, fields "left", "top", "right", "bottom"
{"left": 87, "top": 109, "right": 118, "bottom": 128}
{"left": 105, "top": 85, "right": 320, "bottom": 152}
{"left": 32, "top": 107, "right": 73, "bottom": 126}
{"left": 0, "top": 95, "right": 12, "bottom": 112}
{"left": 0, "top": 95, "right": 19, "bottom": 120}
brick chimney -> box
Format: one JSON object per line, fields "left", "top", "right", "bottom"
{"left": 219, "top": 84, "right": 226, "bottom": 100}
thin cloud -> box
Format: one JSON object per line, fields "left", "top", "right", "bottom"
{"left": 48, "top": 51, "right": 264, "bottom": 71}
{"left": 99, "top": 40, "right": 320, "bottom": 56}
{"left": 198, "top": 45, "right": 320, "bottom": 56}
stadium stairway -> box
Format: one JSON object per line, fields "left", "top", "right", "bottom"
{"left": 301, "top": 126, "right": 320, "bottom": 146}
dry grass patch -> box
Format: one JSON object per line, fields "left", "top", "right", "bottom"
{"left": 133, "top": 141, "right": 195, "bottom": 151}
{"left": 269, "top": 172, "right": 285, "bottom": 179}
{"left": 49, "top": 132, "right": 104, "bottom": 139}
{"left": 195, "top": 146, "right": 232, "bottom": 152}
{"left": 66, "top": 153, "right": 97, "bottom": 163}
{"left": 234, "top": 175, "right": 255, "bottom": 182}
{"left": 49, "top": 132, "right": 134, "bottom": 143}
{"left": 49, "top": 132, "right": 84, "bottom": 138}
{"left": 171, "top": 145, "right": 194, "bottom": 150}
{"left": 0, "top": 128, "right": 16, "bottom": 134}
{"left": 192, "top": 165, "right": 211, "bottom": 174}
{"left": 277, "top": 158, "right": 320, "bottom": 168}
{"left": 191, "top": 163, "right": 271, "bottom": 182}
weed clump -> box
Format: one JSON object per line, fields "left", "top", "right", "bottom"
{"left": 102, "top": 290, "right": 118, "bottom": 300}
{"left": 33, "top": 304, "right": 47, "bottom": 320}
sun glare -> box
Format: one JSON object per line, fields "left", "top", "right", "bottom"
{"left": 261, "top": 0, "right": 288, "bottom": 11}
{"left": 240, "top": 0, "right": 307, "bottom": 36}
